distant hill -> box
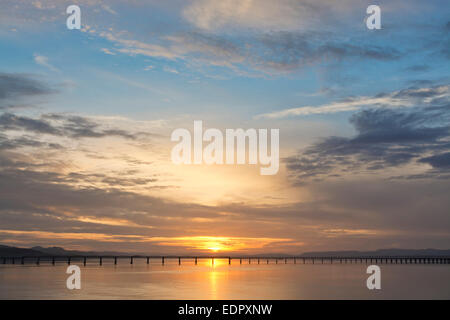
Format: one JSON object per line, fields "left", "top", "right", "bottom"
{"left": 2, "top": 244, "right": 450, "bottom": 257}
{"left": 31, "top": 246, "right": 125, "bottom": 256}
{"left": 0, "top": 245, "right": 44, "bottom": 257}
{"left": 300, "top": 249, "right": 450, "bottom": 257}
{"left": 0, "top": 245, "right": 126, "bottom": 257}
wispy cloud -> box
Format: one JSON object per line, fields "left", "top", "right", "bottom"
{"left": 33, "top": 54, "right": 59, "bottom": 72}
{"left": 163, "top": 66, "right": 179, "bottom": 74}
{"left": 183, "top": 0, "right": 360, "bottom": 32}
{"left": 257, "top": 85, "right": 450, "bottom": 119}
{"left": 101, "top": 4, "right": 117, "bottom": 15}
{"left": 100, "top": 48, "right": 116, "bottom": 55}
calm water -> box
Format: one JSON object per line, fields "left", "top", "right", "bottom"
{"left": 1, "top": 259, "right": 449, "bottom": 299}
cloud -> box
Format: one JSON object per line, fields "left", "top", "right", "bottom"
{"left": 101, "top": 4, "right": 117, "bottom": 15}
{"left": 100, "top": 29, "right": 401, "bottom": 76}
{"left": 163, "top": 66, "right": 179, "bottom": 74}
{"left": 182, "top": 0, "right": 361, "bottom": 32}
{"left": 0, "top": 72, "right": 55, "bottom": 105}
{"left": 0, "top": 134, "right": 63, "bottom": 151}
{"left": 33, "top": 54, "right": 59, "bottom": 72}
{"left": 100, "top": 48, "right": 116, "bottom": 55}
{"left": 0, "top": 113, "right": 59, "bottom": 134}
{"left": 100, "top": 32, "right": 179, "bottom": 60}
{"left": 0, "top": 0, "right": 445, "bottom": 78}
{"left": 284, "top": 95, "right": 450, "bottom": 181}
{"left": 65, "top": 172, "right": 158, "bottom": 187}
{"left": 257, "top": 85, "right": 449, "bottom": 118}
{"left": 0, "top": 112, "right": 151, "bottom": 141}
{"left": 1, "top": 159, "right": 449, "bottom": 252}
{"left": 1, "top": 134, "right": 450, "bottom": 253}
{"left": 404, "top": 65, "right": 430, "bottom": 72}
{"left": 419, "top": 152, "right": 450, "bottom": 169}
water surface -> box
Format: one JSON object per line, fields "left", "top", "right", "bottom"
{"left": 1, "top": 259, "right": 449, "bottom": 299}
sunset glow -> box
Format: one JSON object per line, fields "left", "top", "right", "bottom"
{"left": 0, "top": 0, "right": 448, "bottom": 257}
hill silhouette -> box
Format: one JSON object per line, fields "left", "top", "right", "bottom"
{"left": 1, "top": 244, "right": 450, "bottom": 257}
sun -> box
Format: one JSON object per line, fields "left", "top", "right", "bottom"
{"left": 208, "top": 247, "right": 221, "bottom": 252}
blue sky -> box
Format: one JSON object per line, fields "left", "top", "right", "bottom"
{"left": 1, "top": 0, "right": 447, "bottom": 120}
{"left": 0, "top": 0, "right": 449, "bottom": 253}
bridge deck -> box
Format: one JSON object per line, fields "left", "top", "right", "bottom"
{"left": 1, "top": 255, "right": 449, "bottom": 265}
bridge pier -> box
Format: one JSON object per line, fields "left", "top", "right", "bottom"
{"left": 2, "top": 255, "right": 447, "bottom": 266}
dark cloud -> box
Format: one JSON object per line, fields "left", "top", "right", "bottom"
{"left": 173, "top": 31, "right": 402, "bottom": 74}
{"left": 0, "top": 134, "right": 63, "bottom": 151}
{"left": 0, "top": 73, "right": 55, "bottom": 109}
{"left": 404, "top": 65, "right": 430, "bottom": 72}
{"left": 254, "top": 32, "right": 400, "bottom": 71}
{"left": 56, "top": 114, "right": 139, "bottom": 139}
{"left": 419, "top": 152, "right": 450, "bottom": 169}
{"left": 0, "top": 73, "right": 54, "bottom": 99}
{"left": 0, "top": 113, "right": 59, "bottom": 134}
{"left": 0, "top": 112, "right": 147, "bottom": 141}
{"left": 285, "top": 88, "right": 450, "bottom": 181}
{"left": 65, "top": 172, "right": 158, "bottom": 187}
{"left": 441, "top": 21, "right": 450, "bottom": 59}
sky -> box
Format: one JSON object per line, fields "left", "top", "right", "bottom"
{"left": 0, "top": 0, "right": 449, "bottom": 254}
